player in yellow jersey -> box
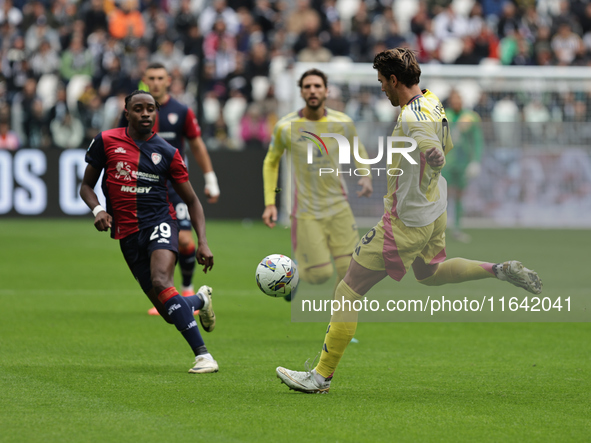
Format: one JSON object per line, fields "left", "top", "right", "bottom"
{"left": 276, "top": 48, "right": 543, "bottom": 393}
{"left": 262, "top": 69, "right": 373, "bottom": 297}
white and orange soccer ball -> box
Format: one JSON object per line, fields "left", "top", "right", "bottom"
{"left": 255, "top": 254, "right": 299, "bottom": 297}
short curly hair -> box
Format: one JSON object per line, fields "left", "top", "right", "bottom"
{"left": 124, "top": 90, "right": 160, "bottom": 110}
{"left": 373, "top": 48, "right": 421, "bottom": 87}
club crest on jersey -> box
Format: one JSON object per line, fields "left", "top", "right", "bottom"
{"left": 151, "top": 153, "right": 162, "bottom": 165}
{"left": 168, "top": 113, "right": 178, "bottom": 125}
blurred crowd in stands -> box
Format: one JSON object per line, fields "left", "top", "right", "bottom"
{"left": 0, "top": 0, "right": 590, "bottom": 151}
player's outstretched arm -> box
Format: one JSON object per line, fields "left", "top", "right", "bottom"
{"left": 80, "top": 164, "right": 112, "bottom": 232}
{"left": 173, "top": 180, "right": 214, "bottom": 273}
{"left": 188, "top": 136, "right": 220, "bottom": 204}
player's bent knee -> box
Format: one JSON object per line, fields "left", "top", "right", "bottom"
{"left": 300, "top": 264, "right": 333, "bottom": 285}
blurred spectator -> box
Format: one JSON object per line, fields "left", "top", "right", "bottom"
{"left": 200, "top": 0, "right": 240, "bottom": 36}
{"left": 25, "top": 15, "right": 61, "bottom": 55}
{"left": 3, "top": 35, "right": 29, "bottom": 95}
{"left": 410, "top": 1, "right": 430, "bottom": 37}
{"left": 235, "top": 8, "right": 263, "bottom": 53}
{"left": 240, "top": 103, "right": 269, "bottom": 148}
{"left": 350, "top": 21, "right": 376, "bottom": 63}
{"left": 512, "top": 37, "right": 534, "bottom": 65}
{"left": 0, "top": 0, "right": 22, "bottom": 28}
{"left": 20, "top": 1, "right": 56, "bottom": 33}
{"left": 182, "top": 23, "right": 204, "bottom": 57}
{"left": 50, "top": 111, "right": 84, "bottom": 149}
{"left": 77, "top": 86, "right": 104, "bottom": 146}
{"left": 30, "top": 40, "right": 61, "bottom": 78}
{"left": 148, "top": 13, "right": 178, "bottom": 54}
{"left": 204, "top": 18, "right": 237, "bottom": 59}
{"left": 246, "top": 42, "right": 270, "bottom": 78}
{"left": 0, "top": 120, "right": 20, "bottom": 150}
{"left": 551, "top": 22, "right": 583, "bottom": 65}
{"left": 325, "top": 20, "right": 350, "bottom": 57}
{"left": 59, "top": 34, "right": 93, "bottom": 82}
{"left": 454, "top": 37, "right": 481, "bottom": 64}
{"left": 225, "top": 53, "right": 251, "bottom": 101}
{"left": 286, "top": 0, "right": 320, "bottom": 37}
{"left": 384, "top": 21, "right": 408, "bottom": 49}
{"left": 466, "top": 3, "right": 485, "bottom": 38}
{"left": 551, "top": 0, "right": 582, "bottom": 36}
{"left": 345, "top": 91, "right": 379, "bottom": 122}
{"left": 108, "top": 0, "right": 145, "bottom": 41}
{"left": 416, "top": 19, "right": 439, "bottom": 63}
{"left": 53, "top": 2, "right": 79, "bottom": 50}
{"left": 252, "top": 0, "right": 277, "bottom": 36}
{"left": 82, "top": 0, "right": 108, "bottom": 41}
{"left": 581, "top": 3, "right": 591, "bottom": 36}
{"left": 473, "top": 24, "right": 499, "bottom": 60}
{"left": 174, "top": 0, "right": 197, "bottom": 36}
{"left": 96, "top": 56, "right": 133, "bottom": 100}
{"left": 433, "top": 4, "right": 468, "bottom": 41}
{"left": 152, "top": 39, "right": 186, "bottom": 74}
{"left": 496, "top": 2, "right": 521, "bottom": 39}
{"left": 48, "top": 84, "right": 69, "bottom": 123}
{"left": 297, "top": 35, "right": 332, "bottom": 62}
{"left": 11, "top": 77, "right": 39, "bottom": 144}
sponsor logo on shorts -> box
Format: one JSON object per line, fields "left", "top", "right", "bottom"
{"left": 157, "top": 238, "right": 170, "bottom": 244}
{"left": 120, "top": 185, "right": 152, "bottom": 193}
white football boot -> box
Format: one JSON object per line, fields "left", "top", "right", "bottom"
{"left": 188, "top": 355, "right": 219, "bottom": 374}
{"left": 276, "top": 358, "right": 331, "bottom": 394}
{"left": 495, "top": 261, "right": 542, "bottom": 294}
{"left": 197, "top": 285, "right": 215, "bottom": 332}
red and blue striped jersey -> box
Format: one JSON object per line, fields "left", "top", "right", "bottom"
{"left": 85, "top": 127, "right": 190, "bottom": 239}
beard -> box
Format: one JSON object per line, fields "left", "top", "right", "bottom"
{"left": 306, "top": 97, "right": 324, "bottom": 110}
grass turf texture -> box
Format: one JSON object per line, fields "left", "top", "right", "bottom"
{"left": 0, "top": 219, "right": 589, "bottom": 442}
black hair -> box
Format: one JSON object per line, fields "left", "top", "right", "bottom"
{"left": 298, "top": 68, "right": 328, "bottom": 89}
{"left": 146, "top": 61, "right": 168, "bottom": 72}
{"left": 124, "top": 90, "right": 160, "bottom": 110}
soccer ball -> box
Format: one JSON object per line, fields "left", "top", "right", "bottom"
{"left": 255, "top": 254, "right": 299, "bottom": 297}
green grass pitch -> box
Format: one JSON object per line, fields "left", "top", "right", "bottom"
{"left": 0, "top": 219, "right": 589, "bottom": 442}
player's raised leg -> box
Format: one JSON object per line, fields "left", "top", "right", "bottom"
{"left": 414, "top": 258, "right": 542, "bottom": 295}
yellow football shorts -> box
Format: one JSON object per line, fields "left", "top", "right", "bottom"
{"left": 292, "top": 207, "right": 359, "bottom": 269}
{"left": 353, "top": 211, "right": 447, "bottom": 281}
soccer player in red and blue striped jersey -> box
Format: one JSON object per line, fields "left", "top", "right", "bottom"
{"left": 80, "top": 91, "right": 219, "bottom": 374}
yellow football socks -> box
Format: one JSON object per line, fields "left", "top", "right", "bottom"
{"left": 316, "top": 280, "right": 361, "bottom": 378}
{"left": 418, "top": 258, "right": 495, "bottom": 286}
